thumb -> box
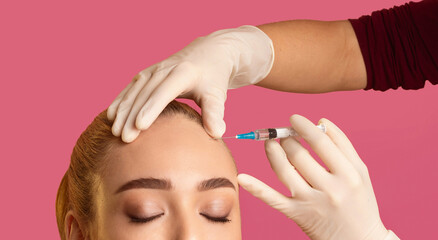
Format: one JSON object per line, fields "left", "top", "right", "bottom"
{"left": 238, "top": 174, "right": 294, "bottom": 214}
{"left": 200, "top": 93, "right": 226, "bottom": 138}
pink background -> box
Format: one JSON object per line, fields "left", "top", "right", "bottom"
{"left": 1, "top": 0, "right": 437, "bottom": 239}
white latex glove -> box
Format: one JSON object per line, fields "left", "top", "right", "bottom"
{"left": 107, "top": 25, "right": 274, "bottom": 142}
{"left": 238, "top": 115, "right": 399, "bottom": 240}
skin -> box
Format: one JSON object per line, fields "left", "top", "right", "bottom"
{"left": 99, "top": 19, "right": 390, "bottom": 238}
{"left": 257, "top": 20, "right": 367, "bottom": 92}
{"left": 90, "top": 115, "right": 241, "bottom": 240}
{"left": 107, "top": 19, "right": 368, "bottom": 142}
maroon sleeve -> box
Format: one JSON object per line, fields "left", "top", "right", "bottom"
{"left": 349, "top": 0, "right": 438, "bottom": 91}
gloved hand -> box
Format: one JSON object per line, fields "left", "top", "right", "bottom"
{"left": 238, "top": 115, "right": 398, "bottom": 240}
{"left": 107, "top": 25, "right": 274, "bottom": 142}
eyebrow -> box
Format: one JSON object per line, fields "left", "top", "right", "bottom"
{"left": 115, "top": 177, "right": 235, "bottom": 194}
{"left": 198, "top": 177, "right": 236, "bottom": 192}
{"left": 115, "top": 178, "right": 172, "bottom": 194}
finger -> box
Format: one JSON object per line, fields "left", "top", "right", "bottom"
{"left": 120, "top": 69, "right": 172, "bottom": 143}
{"left": 237, "top": 174, "right": 295, "bottom": 214}
{"left": 107, "top": 80, "right": 134, "bottom": 121}
{"left": 111, "top": 72, "right": 151, "bottom": 137}
{"left": 280, "top": 136, "right": 331, "bottom": 190}
{"left": 133, "top": 65, "right": 195, "bottom": 137}
{"left": 318, "top": 118, "right": 368, "bottom": 174}
{"left": 264, "top": 139, "right": 311, "bottom": 196}
{"left": 200, "top": 88, "right": 226, "bottom": 138}
{"left": 290, "top": 114, "right": 355, "bottom": 176}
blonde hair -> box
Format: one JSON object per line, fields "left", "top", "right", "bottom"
{"left": 56, "top": 101, "right": 202, "bottom": 239}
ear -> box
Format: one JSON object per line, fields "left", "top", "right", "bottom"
{"left": 64, "top": 210, "right": 86, "bottom": 240}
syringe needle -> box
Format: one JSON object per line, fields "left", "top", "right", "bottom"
{"left": 212, "top": 136, "right": 236, "bottom": 140}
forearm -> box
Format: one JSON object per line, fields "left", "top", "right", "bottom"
{"left": 256, "top": 20, "right": 366, "bottom": 93}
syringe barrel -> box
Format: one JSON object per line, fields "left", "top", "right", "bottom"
{"left": 253, "top": 129, "right": 269, "bottom": 140}
{"left": 253, "top": 124, "right": 326, "bottom": 141}
{"left": 254, "top": 128, "right": 297, "bottom": 140}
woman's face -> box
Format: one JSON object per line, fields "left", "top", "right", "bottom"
{"left": 93, "top": 115, "right": 241, "bottom": 240}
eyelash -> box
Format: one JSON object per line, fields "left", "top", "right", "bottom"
{"left": 129, "top": 213, "right": 230, "bottom": 224}
{"left": 129, "top": 213, "right": 164, "bottom": 223}
{"left": 200, "top": 213, "right": 231, "bottom": 223}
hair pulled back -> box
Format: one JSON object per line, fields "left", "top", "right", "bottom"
{"left": 56, "top": 101, "right": 202, "bottom": 239}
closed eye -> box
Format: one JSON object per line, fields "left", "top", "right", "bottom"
{"left": 199, "top": 213, "right": 231, "bottom": 223}
{"left": 129, "top": 213, "right": 164, "bottom": 224}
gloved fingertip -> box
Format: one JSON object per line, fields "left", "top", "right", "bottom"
{"left": 264, "top": 139, "right": 285, "bottom": 157}
{"left": 121, "top": 130, "right": 139, "bottom": 143}
{"left": 237, "top": 173, "right": 248, "bottom": 180}
{"left": 289, "top": 114, "right": 304, "bottom": 124}
{"left": 135, "top": 112, "right": 152, "bottom": 130}
{"left": 107, "top": 110, "right": 115, "bottom": 121}
{"left": 264, "top": 138, "right": 279, "bottom": 148}
{"left": 237, "top": 173, "right": 253, "bottom": 187}
{"left": 317, "top": 117, "right": 329, "bottom": 125}
{"left": 112, "top": 125, "right": 122, "bottom": 137}
{"left": 204, "top": 119, "right": 226, "bottom": 138}
{"left": 318, "top": 118, "right": 337, "bottom": 132}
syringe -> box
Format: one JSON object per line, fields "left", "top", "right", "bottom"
{"left": 218, "top": 124, "right": 326, "bottom": 141}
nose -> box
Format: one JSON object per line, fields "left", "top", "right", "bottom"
{"left": 173, "top": 217, "right": 202, "bottom": 240}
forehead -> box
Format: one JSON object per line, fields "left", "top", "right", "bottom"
{"left": 102, "top": 115, "right": 236, "bottom": 191}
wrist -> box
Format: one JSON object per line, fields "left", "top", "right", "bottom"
{"left": 226, "top": 25, "right": 274, "bottom": 89}
{"left": 363, "top": 221, "right": 390, "bottom": 240}
{"left": 383, "top": 231, "right": 400, "bottom": 240}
